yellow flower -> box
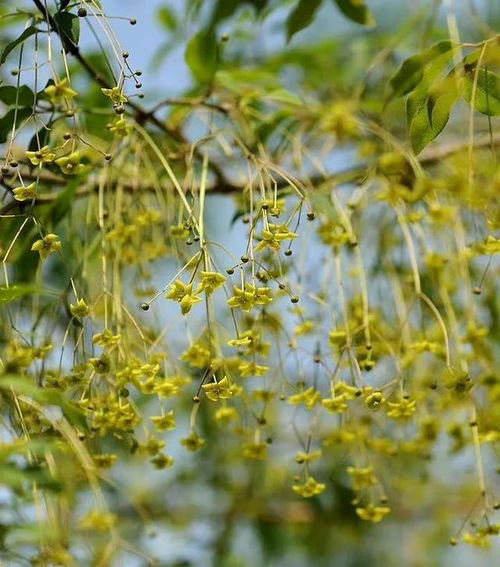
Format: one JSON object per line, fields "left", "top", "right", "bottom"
{"left": 31, "top": 233, "right": 62, "bottom": 259}
{"left": 319, "top": 222, "right": 351, "bottom": 247}
{"left": 154, "top": 379, "right": 180, "bottom": 398}
{"left": 347, "top": 466, "right": 378, "bottom": 490}
{"left": 295, "top": 449, "right": 322, "bottom": 464}
{"left": 198, "top": 271, "right": 226, "bottom": 294}
{"left": 335, "top": 381, "right": 360, "bottom": 399}
{"left": 462, "top": 531, "right": 491, "bottom": 548}
{"left": 408, "top": 340, "right": 443, "bottom": 355}
{"left": 322, "top": 394, "right": 348, "bottom": 413}
{"left": 252, "top": 389, "right": 276, "bottom": 402}
{"left": 355, "top": 504, "right": 391, "bottom": 522}
{"left": 474, "top": 235, "right": 500, "bottom": 255}
{"left": 12, "top": 182, "right": 37, "bottom": 201}
{"left": 181, "top": 432, "right": 206, "bottom": 451}
{"left": 108, "top": 117, "right": 132, "bottom": 137}
{"left": 227, "top": 285, "right": 256, "bottom": 311}
{"left": 55, "top": 151, "right": 85, "bottom": 175}
{"left": 292, "top": 476, "right": 326, "bottom": 498}
{"left": 25, "top": 145, "right": 55, "bottom": 165}
{"left": 92, "top": 329, "right": 121, "bottom": 348}
{"left": 227, "top": 284, "right": 273, "bottom": 311}
{"left": 202, "top": 376, "right": 232, "bottom": 401}
{"left": 364, "top": 391, "right": 385, "bottom": 410}
{"left": 92, "top": 454, "right": 117, "bottom": 469}
{"left": 215, "top": 406, "right": 238, "bottom": 425}
{"left": 70, "top": 298, "right": 89, "bottom": 318}
{"left": 228, "top": 329, "right": 270, "bottom": 356}
{"left": 44, "top": 78, "right": 77, "bottom": 103}
{"left": 319, "top": 102, "right": 358, "bottom": 141}
{"left": 238, "top": 361, "right": 269, "bottom": 377}
{"left": 151, "top": 410, "right": 176, "bottom": 432}
{"left": 140, "top": 436, "right": 166, "bottom": 456}
{"left": 151, "top": 453, "right": 174, "bottom": 469}
{"left": 386, "top": 398, "right": 416, "bottom": 419}
{"left": 288, "top": 387, "right": 321, "bottom": 409}
{"left": 228, "top": 336, "right": 252, "bottom": 348}
{"left": 329, "top": 330, "right": 347, "bottom": 348}
{"left": 294, "top": 320, "right": 314, "bottom": 335}
{"left": 255, "top": 223, "right": 297, "bottom": 252}
{"left": 101, "top": 86, "right": 128, "bottom": 104}
{"left": 79, "top": 509, "right": 117, "bottom": 531}
{"left": 242, "top": 442, "right": 267, "bottom": 460}
{"left": 165, "top": 280, "right": 202, "bottom": 315}
{"left": 181, "top": 342, "right": 211, "bottom": 368}
{"left": 170, "top": 224, "right": 190, "bottom": 239}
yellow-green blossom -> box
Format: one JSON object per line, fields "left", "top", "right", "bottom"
{"left": 386, "top": 398, "right": 416, "bottom": 419}
{"left": 255, "top": 223, "right": 297, "bottom": 252}
{"left": 79, "top": 509, "right": 117, "bottom": 531}
{"left": 292, "top": 476, "right": 326, "bottom": 498}
{"left": 165, "top": 280, "right": 202, "bottom": 315}
{"left": 108, "top": 117, "right": 132, "bottom": 137}
{"left": 31, "top": 233, "right": 62, "bottom": 259}
{"left": 101, "top": 86, "right": 127, "bottom": 104}
{"left": 197, "top": 271, "right": 226, "bottom": 294}
{"left": 26, "top": 146, "right": 55, "bottom": 165}
{"left": 242, "top": 442, "right": 267, "bottom": 460}
{"left": 12, "top": 182, "right": 37, "bottom": 201}
{"left": 70, "top": 298, "right": 89, "bottom": 318}
{"left": 181, "top": 432, "right": 206, "bottom": 452}
{"left": 150, "top": 410, "right": 176, "bottom": 432}
{"left": 347, "top": 466, "right": 378, "bottom": 490}
{"left": 355, "top": 504, "right": 391, "bottom": 522}
{"left": 44, "top": 78, "right": 77, "bottom": 103}
{"left": 202, "top": 376, "right": 232, "bottom": 401}
{"left": 55, "top": 151, "right": 85, "bottom": 175}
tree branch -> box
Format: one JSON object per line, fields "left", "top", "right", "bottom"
{"left": 30, "top": 0, "right": 230, "bottom": 187}
{"left": 2, "top": 132, "right": 498, "bottom": 215}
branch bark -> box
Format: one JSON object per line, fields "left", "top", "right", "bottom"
{"left": 2, "top": 132, "right": 498, "bottom": 215}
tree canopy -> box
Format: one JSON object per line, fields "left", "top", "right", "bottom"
{"left": 0, "top": 1, "right": 499, "bottom": 565}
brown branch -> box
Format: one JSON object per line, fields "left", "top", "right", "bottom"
{"left": 149, "top": 97, "right": 230, "bottom": 115}
{"left": 30, "top": 0, "right": 230, "bottom": 187}
{"left": 2, "top": 131, "right": 498, "bottom": 215}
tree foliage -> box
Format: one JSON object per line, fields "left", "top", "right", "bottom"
{"left": 0, "top": 1, "right": 499, "bottom": 565}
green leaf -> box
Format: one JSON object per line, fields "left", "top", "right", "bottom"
{"left": 332, "top": 0, "right": 375, "bottom": 26}
{"left": 0, "top": 285, "right": 40, "bottom": 304}
{"left": 157, "top": 6, "right": 178, "bottom": 31}
{"left": 409, "top": 78, "right": 459, "bottom": 154}
{"left": 210, "top": 0, "right": 270, "bottom": 26}
{"left": 405, "top": 51, "right": 458, "bottom": 126}
{"left": 390, "top": 40, "right": 454, "bottom": 97}
{"left": 0, "top": 85, "right": 35, "bottom": 106}
{"left": 53, "top": 12, "right": 80, "bottom": 49}
{"left": 216, "top": 69, "right": 279, "bottom": 93}
{"left": 0, "top": 107, "right": 32, "bottom": 143}
{"left": 0, "top": 376, "right": 88, "bottom": 431}
{"left": 185, "top": 29, "right": 219, "bottom": 83}
{"left": 462, "top": 68, "right": 500, "bottom": 116}
{"left": 264, "top": 88, "right": 304, "bottom": 106}
{"left": 0, "top": 463, "right": 63, "bottom": 492}
{"left": 286, "top": 0, "right": 323, "bottom": 41}
{"left": 0, "top": 27, "right": 38, "bottom": 65}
